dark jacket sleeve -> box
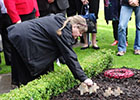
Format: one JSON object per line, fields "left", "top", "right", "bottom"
{"left": 55, "top": 35, "right": 88, "bottom": 82}
{"left": 43, "top": 14, "right": 88, "bottom": 82}
{"left": 37, "top": 0, "right": 49, "bottom": 11}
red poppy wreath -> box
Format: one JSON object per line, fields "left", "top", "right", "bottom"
{"left": 104, "top": 68, "right": 134, "bottom": 79}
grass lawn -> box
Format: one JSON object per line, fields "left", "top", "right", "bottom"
{"left": 97, "top": 10, "right": 140, "bottom": 69}
{"left": 0, "top": 10, "right": 139, "bottom": 74}
{"left": 0, "top": 52, "right": 11, "bottom": 74}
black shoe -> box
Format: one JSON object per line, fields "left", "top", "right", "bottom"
{"left": 81, "top": 46, "right": 89, "bottom": 50}
{"left": 92, "top": 46, "right": 100, "bottom": 50}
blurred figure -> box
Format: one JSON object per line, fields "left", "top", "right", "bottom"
{"left": 4, "top": 0, "right": 40, "bottom": 87}
{"left": 81, "top": 0, "right": 100, "bottom": 50}
{"left": 37, "top": 0, "right": 69, "bottom": 17}
{"left": 4, "top": 0, "right": 40, "bottom": 23}
{"left": 0, "top": 0, "right": 12, "bottom": 65}
{"left": 104, "top": 0, "right": 128, "bottom": 46}
{"left": 0, "top": 9, "right": 2, "bottom": 65}
{"left": 117, "top": 0, "right": 140, "bottom": 56}
{"left": 0, "top": 35, "right": 1, "bottom": 64}
{"left": 67, "top": 0, "right": 82, "bottom": 16}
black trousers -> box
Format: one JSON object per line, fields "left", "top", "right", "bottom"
{"left": 0, "top": 14, "right": 12, "bottom": 65}
{"left": 112, "top": 20, "right": 128, "bottom": 41}
{"left": 11, "top": 47, "right": 34, "bottom": 86}
{"left": 67, "top": 0, "right": 83, "bottom": 16}
{"left": 11, "top": 47, "right": 54, "bottom": 86}
{"left": 38, "top": 1, "right": 66, "bottom": 17}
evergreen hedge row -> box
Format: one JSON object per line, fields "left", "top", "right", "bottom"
{"left": 0, "top": 49, "right": 114, "bottom": 100}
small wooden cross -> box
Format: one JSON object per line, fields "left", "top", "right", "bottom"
{"left": 103, "top": 87, "right": 113, "bottom": 97}
{"left": 112, "top": 87, "right": 123, "bottom": 97}
{"left": 77, "top": 82, "right": 89, "bottom": 95}
{"left": 89, "top": 83, "right": 99, "bottom": 94}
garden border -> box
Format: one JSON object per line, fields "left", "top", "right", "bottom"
{"left": 0, "top": 49, "right": 113, "bottom": 100}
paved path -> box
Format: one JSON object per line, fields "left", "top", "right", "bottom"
{"left": 0, "top": 73, "right": 12, "bottom": 94}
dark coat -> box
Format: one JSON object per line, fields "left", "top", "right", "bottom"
{"left": 104, "top": 0, "right": 120, "bottom": 23}
{"left": 57, "top": 0, "right": 69, "bottom": 10}
{"left": 37, "top": 0, "right": 69, "bottom": 17}
{"left": 7, "top": 13, "right": 87, "bottom": 82}
{"left": 37, "top": 0, "right": 69, "bottom": 11}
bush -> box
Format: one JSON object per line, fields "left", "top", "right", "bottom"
{"left": 0, "top": 49, "right": 114, "bottom": 100}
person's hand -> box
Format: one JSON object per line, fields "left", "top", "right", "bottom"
{"left": 16, "top": 20, "right": 21, "bottom": 24}
{"left": 84, "top": 78, "right": 93, "bottom": 86}
{"left": 129, "top": 0, "right": 139, "bottom": 7}
{"left": 48, "top": 0, "right": 54, "bottom": 4}
{"left": 81, "top": 0, "right": 89, "bottom": 5}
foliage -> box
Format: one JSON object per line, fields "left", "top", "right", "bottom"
{"left": 0, "top": 49, "right": 113, "bottom": 100}
{"left": 0, "top": 52, "right": 11, "bottom": 74}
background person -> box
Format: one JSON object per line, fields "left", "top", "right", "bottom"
{"left": 104, "top": 0, "right": 129, "bottom": 46}
{"left": 0, "top": 9, "right": 1, "bottom": 65}
{"left": 0, "top": 0, "right": 12, "bottom": 65}
{"left": 80, "top": 0, "right": 100, "bottom": 50}
{"left": 7, "top": 14, "right": 93, "bottom": 87}
{"left": 4, "top": 0, "right": 40, "bottom": 23}
{"left": 37, "top": 0, "right": 69, "bottom": 17}
{"left": 4, "top": 0, "right": 40, "bottom": 86}
{"left": 117, "top": 0, "right": 140, "bottom": 56}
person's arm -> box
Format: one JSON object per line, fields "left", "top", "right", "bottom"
{"left": 55, "top": 34, "right": 88, "bottom": 82}
{"left": 4, "top": 0, "right": 21, "bottom": 23}
{"left": 47, "top": 14, "right": 93, "bottom": 85}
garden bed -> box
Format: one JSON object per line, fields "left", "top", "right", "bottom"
{"left": 51, "top": 67, "right": 140, "bottom": 100}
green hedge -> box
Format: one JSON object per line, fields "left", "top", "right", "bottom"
{"left": 0, "top": 49, "right": 114, "bottom": 100}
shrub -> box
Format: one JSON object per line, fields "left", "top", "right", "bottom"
{"left": 0, "top": 49, "right": 114, "bottom": 100}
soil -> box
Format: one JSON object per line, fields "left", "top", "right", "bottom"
{"left": 51, "top": 67, "right": 140, "bottom": 100}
